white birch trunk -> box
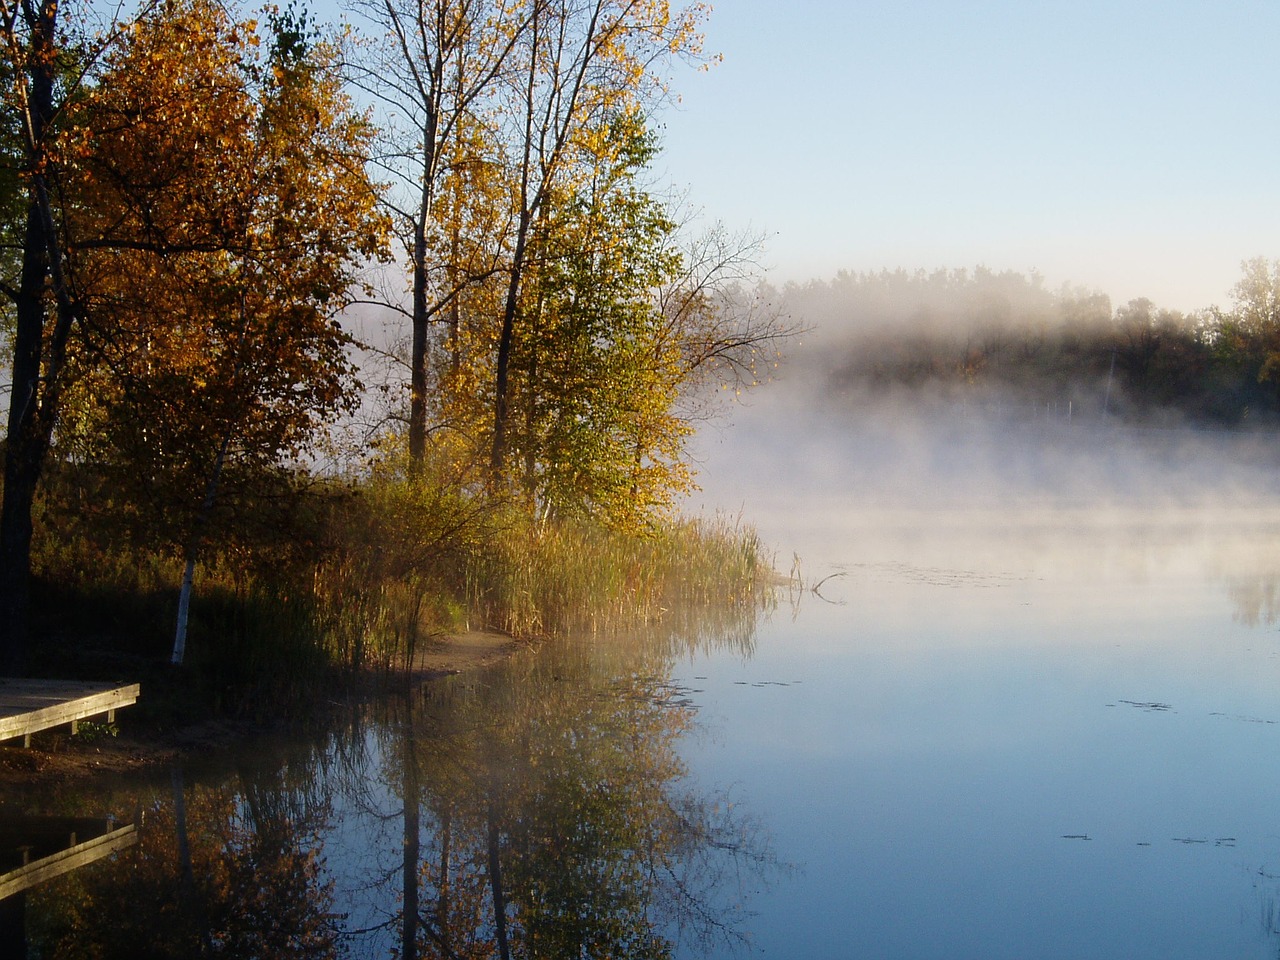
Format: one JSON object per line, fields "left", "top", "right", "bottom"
{"left": 171, "top": 554, "right": 197, "bottom": 665}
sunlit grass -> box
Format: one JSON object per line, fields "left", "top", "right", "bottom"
{"left": 28, "top": 469, "right": 773, "bottom": 711}
{"left": 466, "top": 511, "right": 768, "bottom": 638}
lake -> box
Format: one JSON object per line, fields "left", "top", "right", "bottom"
{"left": 11, "top": 410, "right": 1280, "bottom": 958}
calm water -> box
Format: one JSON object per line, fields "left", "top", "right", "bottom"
{"left": 12, "top": 420, "right": 1280, "bottom": 958}
{"left": 680, "top": 506, "right": 1280, "bottom": 959}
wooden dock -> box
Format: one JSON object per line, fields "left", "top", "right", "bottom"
{"left": 0, "top": 679, "right": 140, "bottom": 747}
{"left": 0, "top": 816, "right": 137, "bottom": 899}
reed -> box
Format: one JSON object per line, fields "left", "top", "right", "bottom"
{"left": 29, "top": 465, "right": 773, "bottom": 712}
{"left": 466, "top": 511, "right": 769, "bottom": 638}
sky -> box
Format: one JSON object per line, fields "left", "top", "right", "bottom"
{"left": 652, "top": 0, "right": 1280, "bottom": 314}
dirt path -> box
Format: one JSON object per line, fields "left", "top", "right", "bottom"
{"left": 412, "top": 629, "right": 523, "bottom": 676}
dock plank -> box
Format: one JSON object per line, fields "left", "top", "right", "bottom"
{"left": 0, "top": 680, "right": 140, "bottom": 744}
{"left": 0, "top": 818, "right": 137, "bottom": 899}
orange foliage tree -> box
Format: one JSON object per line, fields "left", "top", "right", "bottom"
{"left": 66, "top": 0, "right": 389, "bottom": 663}
{"left": 0, "top": 0, "right": 388, "bottom": 668}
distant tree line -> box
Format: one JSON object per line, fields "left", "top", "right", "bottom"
{"left": 789, "top": 261, "right": 1280, "bottom": 426}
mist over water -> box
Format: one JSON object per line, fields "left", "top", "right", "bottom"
{"left": 688, "top": 286, "right": 1280, "bottom": 566}
{"left": 674, "top": 296, "right": 1280, "bottom": 959}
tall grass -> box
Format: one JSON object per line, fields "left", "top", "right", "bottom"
{"left": 467, "top": 512, "right": 768, "bottom": 637}
{"left": 29, "top": 465, "right": 774, "bottom": 712}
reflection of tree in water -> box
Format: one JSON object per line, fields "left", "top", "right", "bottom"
{"left": 405, "top": 660, "right": 773, "bottom": 957}
{"left": 1211, "top": 538, "right": 1280, "bottom": 629}
{"left": 24, "top": 751, "right": 343, "bottom": 958}
{"left": 368, "top": 611, "right": 776, "bottom": 960}
{"left": 15, "top": 605, "right": 773, "bottom": 958}
{"left": 1224, "top": 571, "right": 1280, "bottom": 628}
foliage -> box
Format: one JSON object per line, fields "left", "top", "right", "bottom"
{"left": 501, "top": 115, "right": 691, "bottom": 528}
{"left": 0, "top": 0, "right": 389, "bottom": 667}
{"left": 61, "top": 0, "right": 389, "bottom": 556}
{"left": 26, "top": 452, "right": 769, "bottom": 711}
{"left": 466, "top": 508, "right": 765, "bottom": 639}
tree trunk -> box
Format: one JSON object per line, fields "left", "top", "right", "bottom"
{"left": 0, "top": 2, "right": 59, "bottom": 674}
{"left": 408, "top": 114, "right": 438, "bottom": 475}
{"left": 490, "top": 215, "right": 531, "bottom": 478}
{"left": 170, "top": 434, "right": 231, "bottom": 665}
{"left": 0, "top": 215, "right": 47, "bottom": 672}
{"left": 171, "top": 553, "right": 197, "bottom": 666}
{"left": 408, "top": 211, "right": 430, "bottom": 473}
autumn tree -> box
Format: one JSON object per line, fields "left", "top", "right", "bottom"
{"left": 347, "top": 0, "right": 528, "bottom": 473}
{"left": 348, "top": 0, "right": 718, "bottom": 486}
{"left": 61, "top": 0, "right": 388, "bottom": 664}
{"left": 0, "top": 0, "right": 387, "bottom": 669}
{"left": 413, "top": 107, "right": 794, "bottom": 530}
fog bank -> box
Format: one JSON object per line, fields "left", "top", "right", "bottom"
{"left": 685, "top": 274, "right": 1280, "bottom": 567}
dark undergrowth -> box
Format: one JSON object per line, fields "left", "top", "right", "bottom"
{"left": 24, "top": 465, "right": 772, "bottom": 723}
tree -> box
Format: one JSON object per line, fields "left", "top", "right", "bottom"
{"left": 0, "top": 0, "right": 387, "bottom": 670}
{"left": 487, "top": 0, "right": 712, "bottom": 478}
{"left": 1228, "top": 257, "right": 1280, "bottom": 394}
{"left": 349, "top": 0, "right": 715, "bottom": 484}
{"left": 347, "top": 0, "right": 528, "bottom": 474}
{"left": 1112, "top": 297, "right": 1161, "bottom": 392}
{"left": 425, "top": 109, "right": 792, "bottom": 532}
{"left": 350, "top": 0, "right": 794, "bottom": 531}
{"left": 62, "top": 0, "right": 388, "bottom": 664}
{"left": 505, "top": 112, "right": 691, "bottom": 528}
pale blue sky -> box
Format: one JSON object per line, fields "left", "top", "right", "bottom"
{"left": 655, "top": 0, "right": 1280, "bottom": 312}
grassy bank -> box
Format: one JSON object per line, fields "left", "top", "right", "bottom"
{"left": 27, "top": 468, "right": 771, "bottom": 720}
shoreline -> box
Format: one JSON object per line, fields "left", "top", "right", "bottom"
{"left": 0, "top": 630, "right": 525, "bottom": 790}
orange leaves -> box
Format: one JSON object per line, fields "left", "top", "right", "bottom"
{"left": 69, "top": 0, "right": 261, "bottom": 254}
{"left": 52, "top": 0, "right": 388, "bottom": 551}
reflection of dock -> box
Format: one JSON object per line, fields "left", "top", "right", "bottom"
{"left": 0, "top": 816, "right": 137, "bottom": 900}
{"left": 0, "top": 679, "right": 140, "bottom": 747}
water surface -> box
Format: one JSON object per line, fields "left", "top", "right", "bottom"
{"left": 12, "top": 419, "right": 1280, "bottom": 958}
{"left": 678, "top": 504, "right": 1280, "bottom": 958}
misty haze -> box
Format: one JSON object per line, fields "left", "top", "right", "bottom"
{"left": 680, "top": 266, "right": 1280, "bottom": 957}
